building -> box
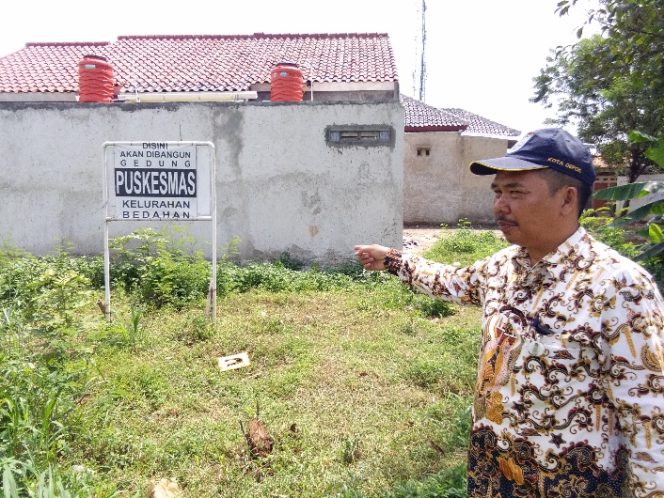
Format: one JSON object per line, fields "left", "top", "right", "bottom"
{"left": 0, "top": 32, "right": 522, "bottom": 262}
{"left": 0, "top": 33, "right": 403, "bottom": 263}
{"left": 402, "top": 95, "right": 520, "bottom": 225}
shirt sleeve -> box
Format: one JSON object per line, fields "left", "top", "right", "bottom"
{"left": 600, "top": 267, "right": 664, "bottom": 495}
{"left": 384, "top": 248, "right": 487, "bottom": 306}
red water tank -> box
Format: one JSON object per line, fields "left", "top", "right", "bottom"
{"left": 78, "top": 55, "right": 114, "bottom": 103}
{"left": 270, "top": 62, "right": 304, "bottom": 102}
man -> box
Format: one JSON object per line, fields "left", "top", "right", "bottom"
{"left": 355, "top": 128, "right": 664, "bottom": 497}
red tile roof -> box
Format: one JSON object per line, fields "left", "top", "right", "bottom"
{"left": 0, "top": 33, "right": 397, "bottom": 94}
{"left": 442, "top": 108, "right": 520, "bottom": 137}
{"left": 401, "top": 95, "right": 468, "bottom": 132}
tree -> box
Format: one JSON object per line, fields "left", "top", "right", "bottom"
{"left": 532, "top": 0, "right": 664, "bottom": 181}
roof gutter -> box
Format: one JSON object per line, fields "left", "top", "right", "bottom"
{"left": 116, "top": 91, "right": 258, "bottom": 103}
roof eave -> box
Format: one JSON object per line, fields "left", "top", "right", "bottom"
{"left": 405, "top": 125, "right": 467, "bottom": 132}
{"left": 0, "top": 92, "right": 77, "bottom": 102}
{"left": 460, "top": 131, "right": 520, "bottom": 139}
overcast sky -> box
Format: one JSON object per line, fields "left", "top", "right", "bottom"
{"left": 1, "top": 0, "right": 595, "bottom": 135}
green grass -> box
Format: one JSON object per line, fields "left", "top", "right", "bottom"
{"left": 3, "top": 222, "right": 659, "bottom": 497}
{"left": 0, "top": 230, "right": 491, "bottom": 497}
{"left": 423, "top": 223, "right": 508, "bottom": 266}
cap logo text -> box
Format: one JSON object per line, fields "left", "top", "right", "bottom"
{"left": 547, "top": 157, "right": 582, "bottom": 174}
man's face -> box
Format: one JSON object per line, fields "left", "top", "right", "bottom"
{"left": 491, "top": 170, "right": 570, "bottom": 256}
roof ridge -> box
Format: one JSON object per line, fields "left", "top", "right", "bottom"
{"left": 400, "top": 94, "right": 468, "bottom": 131}
{"left": 25, "top": 41, "right": 110, "bottom": 47}
{"left": 441, "top": 107, "right": 520, "bottom": 136}
{"left": 117, "top": 32, "right": 389, "bottom": 41}
{"left": 443, "top": 107, "right": 508, "bottom": 126}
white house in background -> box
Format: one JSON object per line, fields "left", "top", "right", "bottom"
{"left": 401, "top": 95, "right": 520, "bottom": 225}
{"left": 0, "top": 33, "right": 523, "bottom": 264}
{"left": 0, "top": 33, "right": 403, "bottom": 263}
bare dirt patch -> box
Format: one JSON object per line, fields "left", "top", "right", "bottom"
{"left": 402, "top": 226, "right": 443, "bottom": 255}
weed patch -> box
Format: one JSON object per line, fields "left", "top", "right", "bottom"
{"left": 424, "top": 220, "right": 508, "bottom": 266}
{"left": 384, "top": 464, "right": 467, "bottom": 498}
{"left": 0, "top": 231, "right": 489, "bottom": 496}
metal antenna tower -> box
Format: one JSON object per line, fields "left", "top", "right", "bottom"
{"left": 419, "top": 0, "right": 427, "bottom": 101}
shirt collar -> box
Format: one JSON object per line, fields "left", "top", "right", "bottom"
{"left": 513, "top": 226, "right": 593, "bottom": 273}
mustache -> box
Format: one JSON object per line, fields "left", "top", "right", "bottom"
{"left": 495, "top": 217, "right": 517, "bottom": 225}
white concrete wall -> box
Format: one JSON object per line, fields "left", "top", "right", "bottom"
{"left": 403, "top": 132, "right": 510, "bottom": 225}
{"left": 0, "top": 101, "right": 403, "bottom": 265}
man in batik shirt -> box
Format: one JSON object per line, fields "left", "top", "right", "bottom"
{"left": 355, "top": 128, "right": 664, "bottom": 497}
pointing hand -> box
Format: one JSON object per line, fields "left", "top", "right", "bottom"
{"left": 354, "top": 244, "right": 390, "bottom": 271}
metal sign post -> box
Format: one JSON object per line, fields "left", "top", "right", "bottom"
{"left": 102, "top": 141, "right": 217, "bottom": 322}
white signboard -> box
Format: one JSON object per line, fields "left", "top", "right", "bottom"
{"left": 104, "top": 141, "right": 213, "bottom": 221}
{"left": 101, "top": 141, "right": 217, "bottom": 323}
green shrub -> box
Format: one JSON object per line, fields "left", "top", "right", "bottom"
{"left": 0, "top": 321, "right": 89, "bottom": 496}
{"left": 580, "top": 208, "right": 639, "bottom": 258}
{"left": 0, "top": 254, "right": 43, "bottom": 310}
{"left": 109, "top": 229, "right": 210, "bottom": 308}
{"left": 0, "top": 251, "right": 93, "bottom": 331}
{"left": 1, "top": 463, "right": 73, "bottom": 498}
{"left": 217, "top": 260, "right": 364, "bottom": 295}
{"left": 593, "top": 131, "right": 664, "bottom": 286}
{"left": 645, "top": 255, "right": 664, "bottom": 290}
{"left": 0, "top": 233, "right": 379, "bottom": 319}
{"left": 233, "top": 262, "right": 294, "bottom": 293}
{"left": 581, "top": 208, "right": 663, "bottom": 289}
{"left": 0, "top": 357, "right": 78, "bottom": 463}
{"left": 413, "top": 295, "right": 454, "bottom": 319}
{"left": 425, "top": 220, "right": 508, "bottom": 266}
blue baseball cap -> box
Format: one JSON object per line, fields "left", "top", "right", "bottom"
{"left": 469, "top": 128, "right": 595, "bottom": 186}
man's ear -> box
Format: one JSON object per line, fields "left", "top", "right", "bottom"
{"left": 561, "top": 186, "right": 578, "bottom": 215}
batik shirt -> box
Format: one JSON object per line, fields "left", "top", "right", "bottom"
{"left": 385, "top": 227, "right": 664, "bottom": 497}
